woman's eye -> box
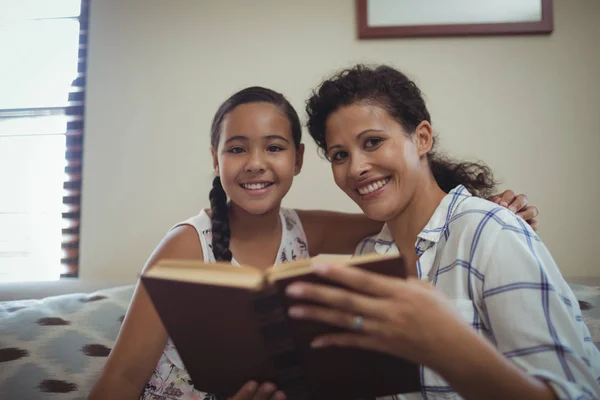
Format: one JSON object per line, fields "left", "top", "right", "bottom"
{"left": 365, "top": 137, "right": 383, "bottom": 149}
{"left": 228, "top": 147, "right": 244, "bottom": 154}
{"left": 331, "top": 151, "right": 348, "bottom": 161}
{"left": 267, "top": 145, "right": 284, "bottom": 152}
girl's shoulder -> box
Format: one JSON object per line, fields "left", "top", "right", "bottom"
{"left": 166, "top": 210, "right": 213, "bottom": 263}
{"left": 280, "top": 208, "right": 308, "bottom": 240}
{"left": 278, "top": 208, "right": 310, "bottom": 262}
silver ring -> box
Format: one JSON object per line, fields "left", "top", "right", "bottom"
{"left": 351, "top": 315, "right": 363, "bottom": 332}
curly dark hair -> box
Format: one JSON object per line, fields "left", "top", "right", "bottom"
{"left": 305, "top": 64, "right": 496, "bottom": 198}
{"left": 209, "top": 86, "right": 302, "bottom": 261}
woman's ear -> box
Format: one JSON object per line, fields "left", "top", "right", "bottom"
{"left": 294, "top": 144, "right": 305, "bottom": 176}
{"left": 211, "top": 148, "right": 219, "bottom": 176}
{"left": 414, "top": 121, "right": 434, "bottom": 157}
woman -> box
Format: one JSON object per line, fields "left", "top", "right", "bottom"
{"left": 284, "top": 65, "right": 600, "bottom": 399}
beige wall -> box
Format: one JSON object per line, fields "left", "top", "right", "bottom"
{"left": 81, "top": 0, "right": 600, "bottom": 282}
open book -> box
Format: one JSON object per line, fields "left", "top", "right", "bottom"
{"left": 141, "top": 253, "right": 421, "bottom": 400}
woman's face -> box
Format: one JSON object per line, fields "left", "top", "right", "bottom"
{"left": 324, "top": 102, "right": 432, "bottom": 222}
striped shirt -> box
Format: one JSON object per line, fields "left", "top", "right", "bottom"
{"left": 355, "top": 185, "right": 600, "bottom": 400}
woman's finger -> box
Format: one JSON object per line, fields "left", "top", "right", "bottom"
{"left": 286, "top": 281, "right": 386, "bottom": 318}
{"left": 310, "top": 332, "right": 391, "bottom": 356}
{"left": 309, "top": 262, "right": 399, "bottom": 297}
{"left": 288, "top": 303, "right": 383, "bottom": 334}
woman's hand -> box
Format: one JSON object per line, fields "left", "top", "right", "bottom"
{"left": 285, "top": 262, "right": 559, "bottom": 400}
{"left": 488, "top": 190, "right": 539, "bottom": 231}
{"left": 229, "top": 381, "right": 286, "bottom": 400}
{"left": 285, "top": 262, "right": 471, "bottom": 371}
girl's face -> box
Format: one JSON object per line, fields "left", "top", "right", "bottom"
{"left": 212, "top": 102, "right": 304, "bottom": 215}
{"left": 324, "top": 102, "right": 433, "bottom": 222}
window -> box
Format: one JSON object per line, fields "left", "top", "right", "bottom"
{"left": 0, "top": 0, "right": 89, "bottom": 282}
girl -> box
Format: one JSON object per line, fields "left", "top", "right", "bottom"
{"left": 90, "top": 86, "right": 537, "bottom": 400}
{"left": 285, "top": 65, "right": 600, "bottom": 399}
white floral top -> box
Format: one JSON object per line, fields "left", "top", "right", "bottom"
{"left": 140, "top": 208, "right": 310, "bottom": 400}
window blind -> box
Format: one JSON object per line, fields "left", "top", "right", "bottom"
{"left": 0, "top": 0, "right": 89, "bottom": 281}
{"left": 62, "top": 0, "right": 89, "bottom": 277}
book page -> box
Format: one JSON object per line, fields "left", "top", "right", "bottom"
{"left": 145, "top": 259, "right": 265, "bottom": 289}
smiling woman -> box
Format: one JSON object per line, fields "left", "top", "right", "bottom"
{"left": 297, "top": 64, "right": 600, "bottom": 399}
{"left": 307, "top": 66, "right": 497, "bottom": 225}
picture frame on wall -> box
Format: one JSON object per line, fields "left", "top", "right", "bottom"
{"left": 357, "top": 0, "right": 553, "bottom": 39}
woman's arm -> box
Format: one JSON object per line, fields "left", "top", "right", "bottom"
{"left": 468, "top": 218, "right": 600, "bottom": 399}
{"left": 89, "top": 225, "right": 204, "bottom": 400}
{"left": 282, "top": 221, "right": 600, "bottom": 398}
{"left": 432, "top": 217, "right": 600, "bottom": 399}
{"left": 295, "top": 210, "right": 382, "bottom": 256}
{"left": 423, "top": 317, "right": 558, "bottom": 400}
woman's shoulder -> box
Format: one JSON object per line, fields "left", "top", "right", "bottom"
{"left": 451, "top": 195, "right": 526, "bottom": 230}
{"left": 441, "top": 194, "right": 537, "bottom": 255}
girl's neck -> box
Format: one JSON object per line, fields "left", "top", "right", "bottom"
{"left": 387, "top": 175, "right": 447, "bottom": 258}
{"left": 228, "top": 202, "right": 281, "bottom": 240}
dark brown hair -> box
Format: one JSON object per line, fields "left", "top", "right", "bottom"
{"left": 305, "top": 64, "right": 496, "bottom": 198}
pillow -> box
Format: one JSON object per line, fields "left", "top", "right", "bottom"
{"left": 0, "top": 285, "right": 135, "bottom": 399}
{"left": 570, "top": 283, "right": 600, "bottom": 351}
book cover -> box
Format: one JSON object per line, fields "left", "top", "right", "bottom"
{"left": 141, "top": 253, "right": 421, "bottom": 399}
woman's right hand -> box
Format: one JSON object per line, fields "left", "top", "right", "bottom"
{"left": 229, "top": 381, "right": 286, "bottom": 400}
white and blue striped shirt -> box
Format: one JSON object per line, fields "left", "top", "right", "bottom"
{"left": 356, "top": 185, "right": 600, "bottom": 400}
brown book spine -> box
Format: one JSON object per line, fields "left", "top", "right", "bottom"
{"left": 252, "top": 285, "right": 312, "bottom": 400}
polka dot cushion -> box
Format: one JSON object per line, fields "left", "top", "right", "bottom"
{"left": 0, "top": 285, "right": 134, "bottom": 399}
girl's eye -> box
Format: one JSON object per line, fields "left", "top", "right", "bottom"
{"left": 364, "top": 137, "right": 383, "bottom": 149}
{"left": 228, "top": 147, "right": 244, "bottom": 154}
{"left": 267, "top": 145, "right": 284, "bottom": 152}
{"left": 331, "top": 151, "right": 348, "bottom": 162}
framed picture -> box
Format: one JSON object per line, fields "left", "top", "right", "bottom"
{"left": 357, "top": 0, "right": 553, "bottom": 39}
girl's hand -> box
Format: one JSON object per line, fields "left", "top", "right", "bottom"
{"left": 229, "top": 381, "right": 286, "bottom": 400}
{"left": 489, "top": 190, "right": 539, "bottom": 231}
{"left": 285, "top": 262, "right": 472, "bottom": 371}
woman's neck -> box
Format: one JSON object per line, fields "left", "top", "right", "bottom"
{"left": 387, "top": 176, "right": 447, "bottom": 257}
{"left": 228, "top": 202, "right": 281, "bottom": 240}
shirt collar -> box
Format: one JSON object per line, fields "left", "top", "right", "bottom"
{"left": 372, "top": 185, "right": 471, "bottom": 254}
